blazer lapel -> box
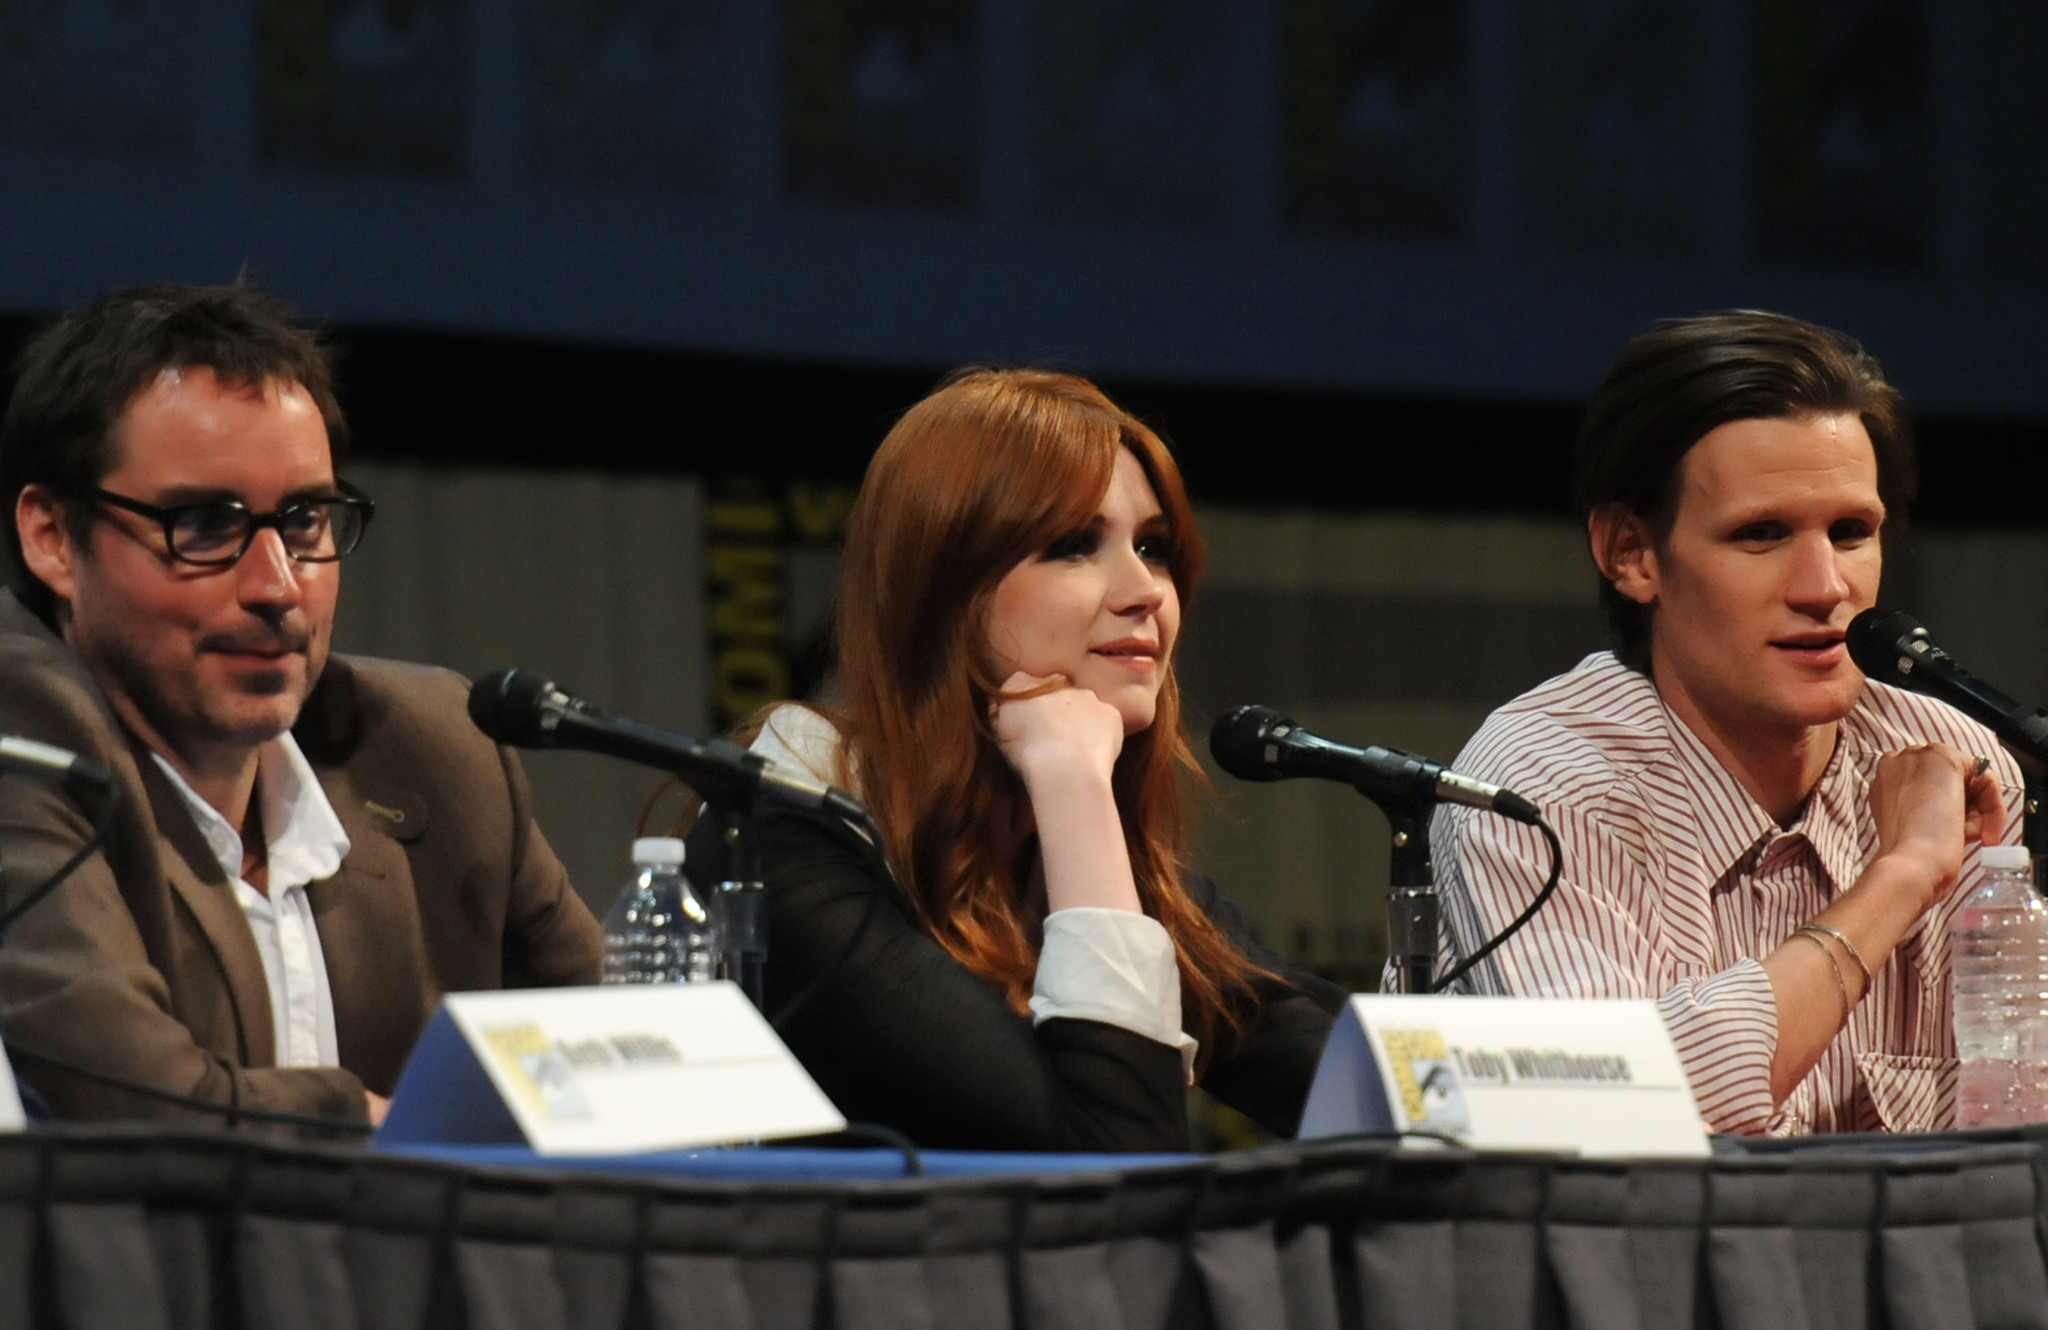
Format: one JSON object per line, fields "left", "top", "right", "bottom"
{"left": 305, "top": 764, "right": 434, "bottom": 1085}
{"left": 138, "top": 757, "right": 277, "bottom": 1068}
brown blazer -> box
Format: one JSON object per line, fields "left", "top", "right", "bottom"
{"left": 0, "top": 594, "right": 603, "bottom": 1125}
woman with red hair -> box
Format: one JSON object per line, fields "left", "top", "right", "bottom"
{"left": 741, "top": 369, "right": 1345, "bottom": 1151}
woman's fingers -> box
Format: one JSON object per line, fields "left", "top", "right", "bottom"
{"left": 991, "top": 674, "right": 1124, "bottom": 786}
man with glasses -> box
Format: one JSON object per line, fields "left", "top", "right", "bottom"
{"left": 0, "top": 283, "right": 602, "bottom": 1128}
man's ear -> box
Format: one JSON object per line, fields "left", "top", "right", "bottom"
{"left": 16, "top": 485, "right": 80, "bottom": 605}
{"left": 1588, "top": 503, "right": 1659, "bottom": 607}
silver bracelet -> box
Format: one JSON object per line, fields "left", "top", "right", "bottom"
{"left": 1797, "top": 922, "right": 1873, "bottom": 990}
{"left": 1790, "top": 929, "right": 1850, "bottom": 1025}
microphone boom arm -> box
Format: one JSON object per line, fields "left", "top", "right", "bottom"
{"left": 1209, "top": 704, "right": 1568, "bottom": 995}
{"left": 539, "top": 703, "right": 768, "bottom": 809}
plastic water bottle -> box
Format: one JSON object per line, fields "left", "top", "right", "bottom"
{"left": 602, "top": 837, "right": 719, "bottom": 984}
{"left": 1952, "top": 845, "right": 2048, "bottom": 1127}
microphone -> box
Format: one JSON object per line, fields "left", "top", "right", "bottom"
{"left": 0, "top": 735, "right": 113, "bottom": 798}
{"left": 1847, "top": 609, "right": 2048, "bottom": 769}
{"left": 467, "top": 669, "right": 870, "bottom": 821}
{"left": 1210, "top": 705, "right": 1541, "bottom": 824}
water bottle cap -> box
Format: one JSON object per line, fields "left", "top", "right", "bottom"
{"left": 631, "top": 836, "right": 687, "bottom": 866}
{"left": 1980, "top": 845, "right": 2032, "bottom": 870}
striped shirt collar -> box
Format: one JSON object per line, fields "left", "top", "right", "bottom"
{"left": 1624, "top": 659, "right": 1871, "bottom": 899}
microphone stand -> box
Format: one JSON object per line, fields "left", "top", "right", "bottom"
{"left": 712, "top": 809, "right": 767, "bottom": 1011}
{"left": 1383, "top": 804, "right": 1437, "bottom": 994}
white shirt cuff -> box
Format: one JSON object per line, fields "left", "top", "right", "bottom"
{"left": 1030, "top": 908, "right": 1199, "bottom": 1082}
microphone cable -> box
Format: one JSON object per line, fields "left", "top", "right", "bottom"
{"left": 1428, "top": 813, "right": 1565, "bottom": 994}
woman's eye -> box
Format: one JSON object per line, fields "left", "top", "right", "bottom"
{"left": 1041, "top": 531, "right": 1096, "bottom": 561}
{"left": 1135, "top": 533, "right": 1175, "bottom": 564}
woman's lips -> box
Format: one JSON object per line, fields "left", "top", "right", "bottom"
{"left": 1091, "top": 642, "right": 1159, "bottom": 670}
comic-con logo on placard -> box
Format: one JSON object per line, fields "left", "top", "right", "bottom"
{"left": 481, "top": 1024, "right": 593, "bottom": 1122}
{"left": 1380, "top": 1028, "right": 1472, "bottom": 1133}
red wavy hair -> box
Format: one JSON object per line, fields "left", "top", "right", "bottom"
{"left": 825, "top": 368, "right": 1264, "bottom": 1052}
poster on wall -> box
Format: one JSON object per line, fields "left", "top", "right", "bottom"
{"left": 1278, "top": 0, "right": 1471, "bottom": 243}
{"left": 780, "top": 0, "right": 979, "bottom": 211}
{"left": 1752, "top": 0, "right": 1929, "bottom": 269}
{"left": 1030, "top": 0, "right": 1232, "bottom": 228}
{"left": 1518, "top": 0, "right": 1701, "bottom": 259}
{"left": 256, "top": 0, "right": 467, "bottom": 177}
{"left": 1981, "top": 0, "right": 2048, "bottom": 280}
{"left": 0, "top": 0, "right": 196, "bottom": 160}
{"left": 525, "top": 0, "right": 734, "bottom": 191}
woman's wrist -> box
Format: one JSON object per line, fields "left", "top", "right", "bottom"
{"left": 1015, "top": 751, "right": 1117, "bottom": 805}
{"left": 1030, "top": 772, "right": 1141, "bottom": 914}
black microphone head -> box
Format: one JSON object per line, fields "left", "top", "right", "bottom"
{"left": 1210, "top": 705, "right": 1293, "bottom": 782}
{"left": 1846, "top": 608, "right": 1926, "bottom": 686}
{"left": 469, "top": 668, "right": 558, "bottom": 747}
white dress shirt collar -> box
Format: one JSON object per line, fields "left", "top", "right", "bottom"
{"left": 151, "top": 734, "right": 351, "bottom": 1068}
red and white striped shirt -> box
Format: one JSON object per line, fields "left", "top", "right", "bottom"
{"left": 1434, "top": 652, "right": 2025, "bottom": 1135}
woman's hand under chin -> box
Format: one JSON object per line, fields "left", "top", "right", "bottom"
{"left": 991, "top": 671, "right": 1126, "bottom": 793}
{"left": 990, "top": 671, "right": 1142, "bottom": 914}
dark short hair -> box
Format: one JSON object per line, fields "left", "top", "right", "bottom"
{"left": 0, "top": 282, "right": 349, "bottom": 623}
{"left": 1574, "top": 309, "right": 1916, "bottom": 671}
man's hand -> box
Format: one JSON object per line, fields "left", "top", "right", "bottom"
{"left": 365, "top": 1090, "right": 390, "bottom": 1126}
{"left": 1764, "top": 741, "right": 2006, "bottom": 1104}
{"left": 1868, "top": 742, "right": 2007, "bottom": 915}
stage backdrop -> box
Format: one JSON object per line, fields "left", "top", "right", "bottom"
{"left": 1, "top": 0, "right": 2045, "bottom": 417}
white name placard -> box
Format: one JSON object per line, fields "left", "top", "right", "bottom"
{"left": 377, "top": 982, "right": 845, "bottom": 1154}
{"left": 1298, "top": 995, "right": 1709, "bottom": 1158}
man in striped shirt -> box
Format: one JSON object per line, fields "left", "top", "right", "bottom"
{"left": 1435, "top": 311, "right": 2019, "bottom": 1135}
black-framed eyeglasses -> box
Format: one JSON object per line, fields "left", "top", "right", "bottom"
{"left": 74, "top": 481, "right": 376, "bottom": 567}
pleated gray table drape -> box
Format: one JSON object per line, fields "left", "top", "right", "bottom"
{"left": 7, "top": 1126, "right": 2048, "bottom": 1330}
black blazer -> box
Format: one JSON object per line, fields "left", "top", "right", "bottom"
{"left": 699, "top": 806, "right": 1348, "bottom": 1152}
